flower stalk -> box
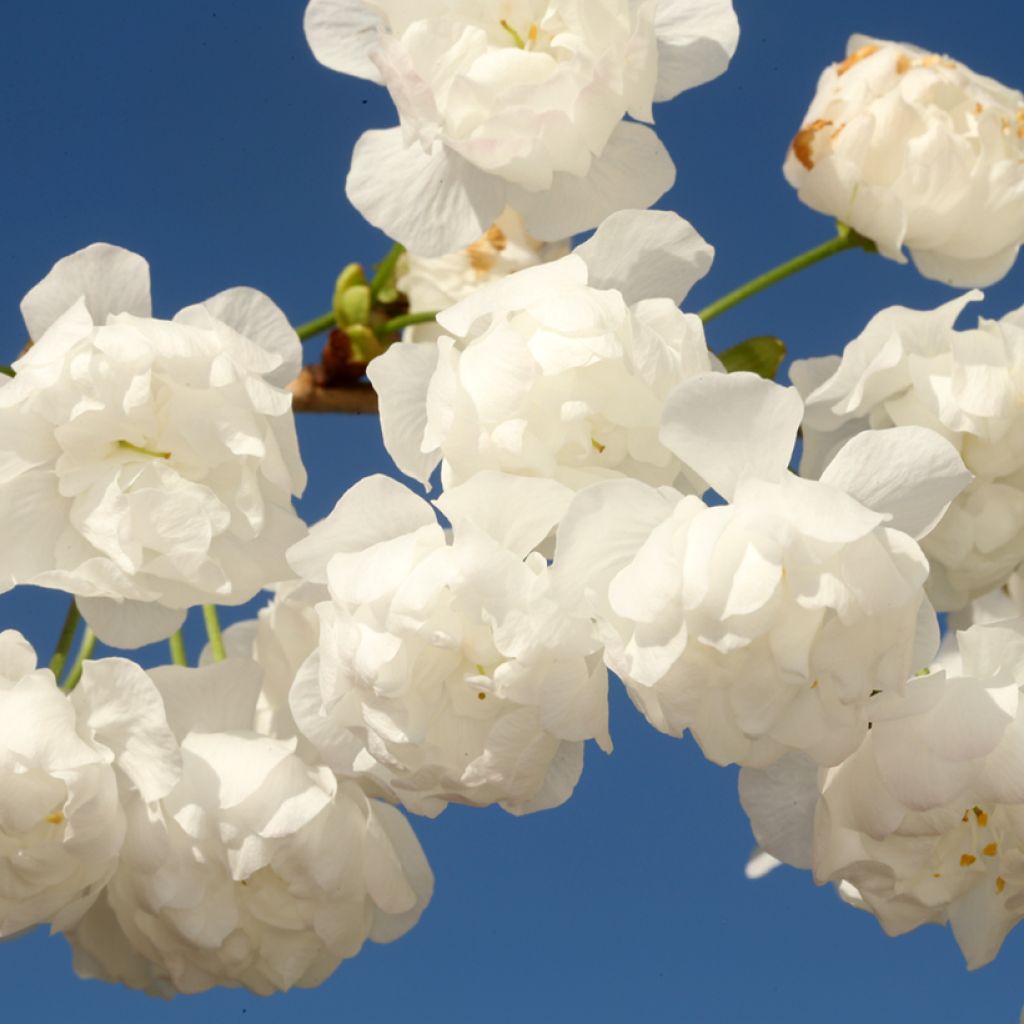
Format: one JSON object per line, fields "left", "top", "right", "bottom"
{"left": 697, "top": 224, "right": 875, "bottom": 325}
{"left": 203, "top": 604, "right": 227, "bottom": 662}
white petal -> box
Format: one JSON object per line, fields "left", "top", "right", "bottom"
{"left": 911, "top": 244, "right": 1020, "bottom": 289}
{"left": 509, "top": 122, "right": 675, "bottom": 242}
{"left": 653, "top": 0, "right": 739, "bottom": 101}
{"left": 574, "top": 209, "right": 714, "bottom": 306}
{"left": 76, "top": 596, "right": 186, "bottom": 649}
{"left": 819, "top": 427, "right": 971, "bottom": 540}
{"left": 303, "top": 0, "right": 384, "bottom": 83}
{"left": 71, "top": 658, "right": 181, "bottom": 801}
{"left": 287, "top": 474, "right": 437, "bottom": 583}
{"left": 738, "top": 753, "right": 819, "bottom": 870}
{"left": 660, "top": 373, "right": 803, "bottom": 499}
{"left": 744, "top": 848, "right": 783, "bottom": 880}
{"left": 149, "top": 659, "right": 262, "bottom": 738}
{"left": 366, "top": 801, "right": 434, "bottom": 942}
{"left": 347, "top": 129, "right": 505, "bottom": 257}
{"left": 436, "top": 255, "right": 588, "bottom": 339}
{"left": 554, "top": 479, "right": 681, "bottom": 604}
{"left": 180, "top": 287, "right": 301, "bottom": 389}
{"left": 436, "top": 472, "right": 573, "bottom": 558}
{"left": 365, "top": 341, "right": 441, "bottom": 486}
{"left": 21, "top": 243, "right": 151, "bottom": 341}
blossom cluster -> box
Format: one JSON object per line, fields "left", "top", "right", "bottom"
{"left": 6, "top": 0, "right": 1024, "bottom": 1002}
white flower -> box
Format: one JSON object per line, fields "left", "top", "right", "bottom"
{"left": 0, "top": 634, "right": 180, "bottom": 938}
{"left": 286, "top": 473, "right": 610, "bottom": 817}
{"left": 744, "top": 618, "right": 1024, "bottom": 970}
{"left": 396, "top": 209, "right": 570, "bottom": 343}
{"left": 305, "top": 0, "right": 739, "bottom": 254}
{"left": 0, "top": 631, "right": 120, "bottom": 936}
{"left": 0, "top": 243, "right": 308, "bottom": 647}
{"left": 67, "top": 658, "right": 433, "bottom": 996}
{"left": 554, "top": 372, "right": 969, "bottom": 768}
{"left": 368, "top": 209, "right": 717, "bottom": 495}
{"left": 795, "top": 292, "right": 1024, "bottom": 611}
{"left": 784, "top": 35, "right": 1024, "bottom": 287}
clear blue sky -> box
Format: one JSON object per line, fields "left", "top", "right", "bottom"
{"left": 2, "top": 2, "right": 1023, "bottom": 1020}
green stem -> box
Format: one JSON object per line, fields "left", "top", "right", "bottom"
{"left": 169, "top": 630, "right": 188, "bottom": 667}
{"left": 295, "top": 311, "right": 336, "bottom": 342}
{"left": 62, "top": 627, "right": 96, "bottom": 692}
{"left": 380, "top": 310, "right": 440, "bottom": 335}
{"left": 49, "top": 600, "right": 81, "bottom": 680}
{"left": 369, "top": 242, "right": 406, "bottom": 301}
{"left": 203, "top": 605, "right": 227, "bottom": 662}
{"left": 697, "top": 224, "right": 874, "bottom": 325}
{"left": 0, "top": 365, "right": 14, "bottom": 378}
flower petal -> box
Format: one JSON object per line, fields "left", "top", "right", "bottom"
{"left": 819, "top": 426, "right": 971, "bottom": 540}
{"left": 287, "top": 474, "right": 438, "bottom": 584}
{"left": 738, "top": 753, "right": 819, "bottom": 870}
{"left": 347, "top": 129, "right": 505, "bottom": 257}
{"left": 508, "top": 122, "right": 675, "bottom": 242}
{"left": 76, "top": 597, "right": 186, "bottom": 650}
{"left": 21, "top": 243, "right": 151, "bottom": 341}
{"left": 303, "top": 0, "right": 384, "bottom": 83}
{"left": 71, "top": 658, "right": 181, "bottom": 801}
{"left": 660, "top": 373, "right": 803, "bottom": 499}
{"left": 653, "top": 0, "right": 740, "bottom": 101}
{"left": 574, "top": 209, "right": 714, "bottom": 306}
{"left": 179, "top": 287, "right": 301, "bottom": 389}
{"left": 365, "top": 340, "right": 441, "bottom": 487}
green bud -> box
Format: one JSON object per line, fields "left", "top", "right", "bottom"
{"left": 336, "top": 284, "right": 372, "bottom": 327}
{"left": 332, "top": 263, "right": 370, "bottom": 326}
{"left": 346, "top": 324, "right": 383, "bottom": 363}
{"left": 718, "top": 336, "right": 787, "bottom": 380}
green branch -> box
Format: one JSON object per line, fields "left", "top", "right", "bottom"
{"left": 697, "top": 224, "right": 875, "bottom": 325}
{"left": 49, "top": 600, "right": 81, "bottom": 680}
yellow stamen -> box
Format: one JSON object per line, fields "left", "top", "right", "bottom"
{"left": 528, "top": 23, "right": 539, "bottom": 43}
{"left": 117, "top": 440, "right": 171, "bottom": 460}
{"left": 974, "top": 807, "right": 988, "bottom": 827}
{"left": 932, "top": 872, "right": 942, "bottom": 879}
{"left": 500, "top": 19, "right": 526, "bottom": 48}
{"left": 960, "top": 854, "right": 977, "bottom": 867}
{"left": 996, "top": 876, "right": 1006, "bottom": 893}
{"left": 983, "top": 842, "right": 999, "bottom": 857}
{"left": 46, "top": 811, "right": 65, "bottom": 826}
{"left": 477, "top": 692, "right": 487, "bottom": 701}
{"left": 591, "top": 438, "right": 606, "bottom": 454}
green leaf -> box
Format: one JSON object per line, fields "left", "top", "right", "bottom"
{"left": 717, "top": 336, "right": 787, "bottom": 380}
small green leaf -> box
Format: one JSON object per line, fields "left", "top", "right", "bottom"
{"left": 717, "top": 336, "right": 787, "bottom": 380}
{"left": 0, "top": 365, "right": 14, "bottom": 378}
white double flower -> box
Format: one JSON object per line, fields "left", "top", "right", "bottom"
{"left": 0, "top": 244, "right": 308, "bottom": 647}
{"left": 305, "top": 0, "right": 738, "bottom": 253}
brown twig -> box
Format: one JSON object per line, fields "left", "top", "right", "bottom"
{"left": 289, "top": 367, "right": 379, "bottom": 414}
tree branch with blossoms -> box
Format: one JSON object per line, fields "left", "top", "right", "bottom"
{"left": 5, "top": 1, "right": 1024, "bottom": 1007}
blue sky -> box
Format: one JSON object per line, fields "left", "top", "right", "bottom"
{"left": 2, "top": 1, "right": 1024, "bottom": 1020}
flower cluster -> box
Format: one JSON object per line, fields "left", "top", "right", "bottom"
{"left": 8, "top": 1, "right": 1024, "bottom": 1003}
